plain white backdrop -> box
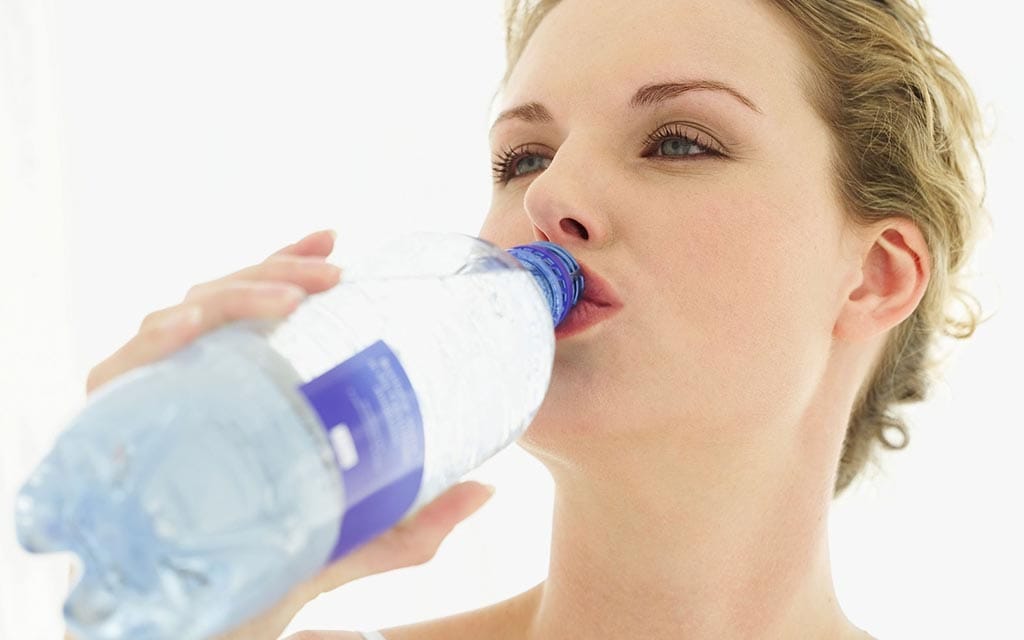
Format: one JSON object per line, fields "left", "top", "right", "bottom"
{"left": 1, "top": 1, "right": 1020, "bottom": 638}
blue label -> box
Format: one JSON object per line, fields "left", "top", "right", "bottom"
{"left": 298, "top": 340, "right": 424, "bottom": 562}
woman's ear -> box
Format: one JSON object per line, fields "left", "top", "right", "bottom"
{"left": 833, "top": 219, "right": 931, "bottom": 343}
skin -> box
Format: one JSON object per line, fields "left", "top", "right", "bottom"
{"left": 70, "top": 0, "right": 931, "bottom": 637}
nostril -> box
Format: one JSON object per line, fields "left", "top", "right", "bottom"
{"left": 560, "top": 219, "right": 589, "bottom": 240}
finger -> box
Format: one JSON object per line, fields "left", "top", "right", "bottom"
{"left": 269, "top": 229, "right": 337, "bottom": 260}
{"left": 399, "top": 481, "right": 496, "bottom": 539}
{"left": 169, "top": 229, "right": 338, "bottom": 313}
{"left": 181, "top": 254, "right": 342, "bottom": 306}
{"left": 87, "top": 282, "right": 304, "bottom": 395}
{"left": 187, "top": 281, "right": 308, "bottom": 333}
{"left": 146, "top": 278, "right": 312, "bottom": 333}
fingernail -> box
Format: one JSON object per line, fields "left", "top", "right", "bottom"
{"left": 483, "top": 484, "right": 496, "bottom": 497}
{"left": 326, "top": 229, "right": 337, "bottom": 241}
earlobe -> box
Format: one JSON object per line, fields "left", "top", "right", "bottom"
{"left": 833, "top": 221, "right": 931, "bottom": 343}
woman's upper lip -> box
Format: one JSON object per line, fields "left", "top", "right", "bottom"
{"left": 577, "top": 263, "right": 623, "bottom": 308}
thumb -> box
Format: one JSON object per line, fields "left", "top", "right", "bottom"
{"left": 308, "top": 481, "right": 496, "bottom": 593}
{"left": 401, "top": 481, "right": 496, "bottom": 541}
{"left": 208, "top": 481, "right": 496, "bottom": 640}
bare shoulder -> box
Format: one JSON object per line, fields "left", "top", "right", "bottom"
{"left": 287, "top": 583, "right": 543, "bottom": 640}
{"left": 381, "top": 583, "right": 541, "bottom": 640}
{"left": 283, "top": 632, "right": 366, "bottom": 640}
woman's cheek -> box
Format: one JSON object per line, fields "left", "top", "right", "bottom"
{"left": 645, "top": 203, "right": 817, "bottom": 421}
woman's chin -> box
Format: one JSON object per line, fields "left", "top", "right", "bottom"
{"left": 516, "top": 395, "right": 628, "bottom": 472}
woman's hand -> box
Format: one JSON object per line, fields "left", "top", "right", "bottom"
{"left": 213, "top": 479, "right": 494, "bottom": 640}
{"left": 68, "top": 229, "right": 496, "bottom": 639}
{"left": 85, "top": 229, "right": 342, "bottom": 396}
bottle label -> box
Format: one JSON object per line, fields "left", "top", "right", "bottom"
{"left": 298, "top": 340, "right": 424, "bottom": 562}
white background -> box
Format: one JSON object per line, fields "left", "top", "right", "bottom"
{"left": 1, "top": 1, "right": 1021, "bottom": 638}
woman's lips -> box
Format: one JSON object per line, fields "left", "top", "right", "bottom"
{"left": 554, "top": 297, "right": 621, "bottom": 339}
{"left": 554, "top": 264, "right": 623, "bottom": 340}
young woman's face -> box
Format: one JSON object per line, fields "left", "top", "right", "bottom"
{"left": 479, "top": 0, "right": 857, "bottom": 453}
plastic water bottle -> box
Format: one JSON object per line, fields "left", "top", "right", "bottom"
{"left": 14, "top": 232, "right": 583, "bottom": 640}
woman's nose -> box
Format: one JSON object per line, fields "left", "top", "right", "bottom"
{"left": 522, "top": 142, "right": 612, "bottom": 250}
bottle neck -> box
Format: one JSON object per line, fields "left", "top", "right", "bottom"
{"left": 506, "top": 242, "right": 584, "bottom": 328}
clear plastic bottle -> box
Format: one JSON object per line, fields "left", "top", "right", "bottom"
{"left": 14, "top": 232, "right": 583, "bottom": 640}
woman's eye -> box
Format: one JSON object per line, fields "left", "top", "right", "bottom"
{"left": 642, "top": 124, "right": 723, "bottom": 160}
{"left": 493, "top": 146, "right": 552, "bottom": 184}
{"left": 657, "top": 137, "right": 705, "bottom": 156}
{"left": 513, "top": 154, "right": 551, "bottom": 177}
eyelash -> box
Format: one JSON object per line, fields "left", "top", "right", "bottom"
{"left": 491, "top": 123, "right": 725, "bottom": 185}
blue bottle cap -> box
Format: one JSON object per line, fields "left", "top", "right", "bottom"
{"left": 506, "top": 241, "right": 584, "bottom": 328}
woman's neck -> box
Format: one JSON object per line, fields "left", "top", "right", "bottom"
{"left": 522, "top": 425, "right": 862, "bottom": 640}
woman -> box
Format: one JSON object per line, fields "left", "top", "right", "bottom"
{"left": 79, "top": 0, "right": 985, "bottom": 638}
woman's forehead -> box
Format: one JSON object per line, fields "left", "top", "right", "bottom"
{"left": 501, "top": 0, "right": 808, "bottom": 118}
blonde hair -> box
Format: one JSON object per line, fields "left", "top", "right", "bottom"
{"left": 501, "top": 0, "right": 988, "bottom": 496}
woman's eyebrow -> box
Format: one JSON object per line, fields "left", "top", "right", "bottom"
{"left": 490, "top": 78, "right": 762, "bottom": 134}
{"left": 490, "top": 102, "right": 554, "bottom": 133}
{"left": 630, "top": 80, "right": 762, "bottom": 115}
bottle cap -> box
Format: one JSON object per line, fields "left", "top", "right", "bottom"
{"left": 506, "top": 242, "right": 584, "bottom": 327}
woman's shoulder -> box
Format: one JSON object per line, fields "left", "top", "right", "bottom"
{"left": 284, "top": 632, "right": 368, "bottom": 640}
